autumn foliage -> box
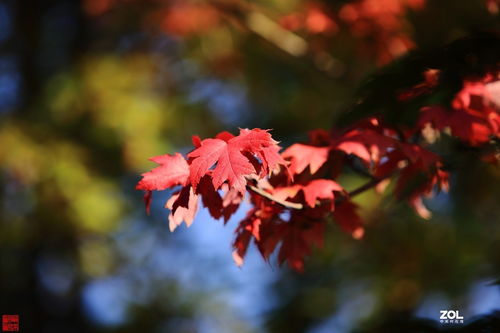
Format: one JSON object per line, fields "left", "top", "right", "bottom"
{"left": 137, "top": 67, "right": 499, "bottom": 272}
{"left": 117, "top": 0, "right": 500, "bottom": 273}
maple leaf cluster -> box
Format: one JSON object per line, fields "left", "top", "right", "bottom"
{"left": 418, "top": 75, "right": 500, "bottom": 149}
{"left": 136, "top": 129, "right": 286, "bottom": 231}
{"left": 137, "top": 67, "right": 499, "bottom": 272}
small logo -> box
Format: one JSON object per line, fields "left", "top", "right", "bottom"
{"left": 439, "top": 310, "right": 464, "bottom": 324}
{"left": 2, "top": 315, "right": 19, "bottom": 332}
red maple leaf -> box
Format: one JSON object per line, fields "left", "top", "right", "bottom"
{"left": 278, "top": 219, "right": 325, "bottom": 272}
{"left": 301, "top": 179, "right": 344, "bottom": 208}
{"left": 257, "top": 145, "right": 287, "bottom": 176}
{"left": 221, "top": 185, "right": 244, "bottom": 222}
{"left": 136, "top": 153, "right": 189, "bottom": 191}
{"left": 281, "top": 143, "right": 330, "bottom": 175}
{"left": 232, "top": 210, "right": 261, "bottom": 267}
{"left": 333, "top": 127, "right": 396, "bottom": 164}
{"left": 166, "top": 186, "right": 199, "bottom": 232}
{"left": 270, "top": 179, "right": 344, "bottom": 209}
{"left": 188, "top": 129, "right": 284, "bottom": 194}
{"left": 197, "top": 175, "right": 224, "bottom": 220}
{"left": 136, "top": 153, "right": 190, "bottom": 214}
{"left": 332, "top": 200, "right": 364, "bottom": 239}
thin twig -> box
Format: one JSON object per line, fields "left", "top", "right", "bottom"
{"left": 247, "top": 185, "right": 304, "bottom": 210}
{"left": 346, "top": 177, "right": 386, "bottom": 198}
{"left": 248, "top": 173, "right": 393, "bottom": 210}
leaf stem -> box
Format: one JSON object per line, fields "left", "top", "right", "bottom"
{"left": 247, "top": 185, "right": 304, "bottom": 210}
{"left": 346, "top": 177, "right": 386, "bottom": 198}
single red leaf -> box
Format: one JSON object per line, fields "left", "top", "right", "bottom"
{"left": 232, "top": 208, "right": 262, "bottom": 266}
{"left": 136, "top": 153, "right": 189, "bottom": 191}
{"left": 188, "top": 129, "right": 283, "bottom": 194}
{"left": 447, "top": 109, "right": 492, "bottom": 145}
{"left": 256, "top": 220, "right": 284, "bottom": 260}
{"left": 197, "top": 175, "right": 224, "bottom": 220}
{"left": 257, "top": 145, "right": 287, "bottom": 176}
{"left": 332, "top": 200, "right": 364, "bottom": 239}
{"left": 278, "top": 220, "right": 325, "bottom": 272}
{"left": 334, "top": 141, "right": 371, "bottom": 162}
{"left": 166, "top": 186, "right": 199, "bottom": 232}
{"left": 333, "top": 129, "right": 396, "bottom": 163}
{"left": 301, "top": 179, "right": 343, "bottom": 208}
{"left": 281, "top": 143, "right": 330, "bottom": 175}
{"left": 271, "top": 185, "right": 302, "bottom": 202}
{"left": 221, "top": 185, "right": 243, "bottom": 222}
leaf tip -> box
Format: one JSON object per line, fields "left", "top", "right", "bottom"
{"left": 232, "top": 250, "right": 244, "bottom": 267}
{"left": 352, "top": 227, "right": 364, "bottom": 240}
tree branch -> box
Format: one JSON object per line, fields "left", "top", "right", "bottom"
{"left": 349, "top": 177, "right": 387, "bottom": 197}
{"left": 247, "top": 172, "right": 393, "bottom": 210}
{"left": 247, "top": 185, "right": 304, "bottom": 210}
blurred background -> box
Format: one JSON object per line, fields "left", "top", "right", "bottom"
{"left": 0, "top": 0, "right": 499, "bottom": 332}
